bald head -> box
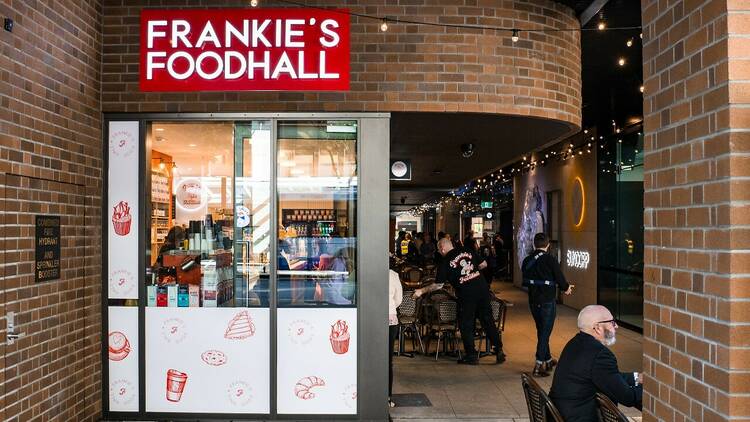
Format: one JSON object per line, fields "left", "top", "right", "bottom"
{"left": 577, "top": 305, "right": 613, "bottom": 331}
{"left": 437, "top": 238, "right": 453, "bottom": 256}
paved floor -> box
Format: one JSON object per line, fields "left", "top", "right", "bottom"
{"left": 390, "top": 282, "right": 643, "bottom": 421}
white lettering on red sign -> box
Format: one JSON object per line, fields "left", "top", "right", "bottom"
{"left": 140, "top": 9, "right": 350, "bottom": 91}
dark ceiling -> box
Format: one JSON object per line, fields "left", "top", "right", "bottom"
{"left": 389, "top": 0, "right": 644, "bottom": 210}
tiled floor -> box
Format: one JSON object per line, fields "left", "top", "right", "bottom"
{"left": 390, "top": 282, "right": 643, "bottom": 421}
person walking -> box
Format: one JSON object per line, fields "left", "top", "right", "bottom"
{"left": 521, "top": 233, "right": 574, "bottom": 377}
{"left": 436, "top": 238, "right": 505, "bottom": 365}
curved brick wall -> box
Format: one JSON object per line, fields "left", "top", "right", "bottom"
{"left": 102, "top": 0, "right": 582, "bottom": 127}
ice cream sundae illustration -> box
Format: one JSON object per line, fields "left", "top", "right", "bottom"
{"left": 112, "top": 201, "right": 132, "bottom": 236}
{"left": 329, "top": 320, "right": 350, "bottom": 355}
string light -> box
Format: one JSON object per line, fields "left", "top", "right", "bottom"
{"left": 640, "top": 85, "right": 644, "bottom": 93}
{"left": 380, "top": 18, "right": 389, "bottom": 32}
{"left": 618, "top": 57, "right": 626, "bottom": 66}
{"left": 250, "top": 0, "right": 258, "bottom": 6}
{"left": 511, "top": 29, "right": 519, "bottom": 43}
{"left": 626, "top": 39, "right": 633, "bottom": 47}
{"left": 598, "top": 22, "right": 606, "bottom": 31}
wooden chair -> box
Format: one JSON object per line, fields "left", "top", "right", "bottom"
{"left": 595, "top": 393, "right": 629, "bottom": 422}
{"left": 520, "top": 372, "right": 565, "bottom": 422}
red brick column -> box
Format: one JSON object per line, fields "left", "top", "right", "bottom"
{"left": 642, "top": 0, "right": 750, "bottom": 420}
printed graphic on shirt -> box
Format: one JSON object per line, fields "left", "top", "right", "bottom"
{"left": 449, "top": 252, "right": 480, "bottom": 284}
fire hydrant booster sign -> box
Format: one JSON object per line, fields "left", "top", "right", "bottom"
{"left": 140, "top": 9, "right": 350, "bottom": 91}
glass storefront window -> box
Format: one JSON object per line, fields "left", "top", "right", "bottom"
{"left": 276, "top": 120, "right": 358, "bottom": 307}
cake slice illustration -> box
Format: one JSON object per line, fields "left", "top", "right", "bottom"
{"left": 294, "top": 376, "right": 325, "bottom": 400}
{"left": 329, "top": 319, "right": 350, "bottom": 354}
{"left": 224, "top": 310, "right": 256, "bottom": 339}
{"left": 112, "top": 201, "right": 132, "bottom": 236}
{"left": 108, "top": 331, "right": 131, "bottom": 361}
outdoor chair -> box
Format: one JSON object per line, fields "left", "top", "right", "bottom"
{"left": 476, "top": 293, "right": 508, "bottom": 354}
{"left": 520, "top": 372, "right": 565, "bottom": 422}
{"left": 595, "top": 393, "right": 629, "bottom": 422}
{"left": 400, "top": 266, "right": 424, "bottom": 289}
{"left": 425, "top": 297, "right": 461, "bottom": 361}
{"left": 396, "top": 290, "right": 425, "bottom": 356}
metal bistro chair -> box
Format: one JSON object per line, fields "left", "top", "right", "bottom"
{"left": 595, "top": 393, "right": 629, "bottom": 422}
{"left": 401, "top": 266, "right": 424, "bottom": 289}
{"left": 426, "top": 297, "right": 461, "bottom": 361}
{"left": 521, "top": 372, "right": 565, "bottom": 422}
{"left": 396, "top": 290, "right": 425, "bottom": 356}
{"left": 477, "top": 294, "right": 509, "bottom": 354}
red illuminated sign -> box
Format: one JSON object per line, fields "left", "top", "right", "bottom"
{"left": 140, "top": 9, "right": 350, "bottom": 92}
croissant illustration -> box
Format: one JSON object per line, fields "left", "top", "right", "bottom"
{"left": 294, "top": 376, "right": 325, "bottom": 400}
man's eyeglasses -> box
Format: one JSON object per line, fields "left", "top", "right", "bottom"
{"left": 596, "top": 319, "right": 618, "bottom": 327}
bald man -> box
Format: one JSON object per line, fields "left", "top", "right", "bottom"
{"left": 549, "top": 305, "right": 642, "bottom": 421}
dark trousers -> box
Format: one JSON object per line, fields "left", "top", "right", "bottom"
{"left": 388, "top": 325, "right": 399, "bottom": 397}
{"left": 529, "top": 301, "right": 556, "bottom": 362}
{"left": 458, "top": 284, "right": 502, "bottom": 356}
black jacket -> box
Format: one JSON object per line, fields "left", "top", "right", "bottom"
{"left": 549, "top": 332, "right": 642, "bottom": 421}
{"left": 521, "top": 249, "right": 569, "bottom": 304}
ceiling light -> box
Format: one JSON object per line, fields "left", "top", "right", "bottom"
{"left": 155, "top": 128, "right": 165, "bottom": 132}
{"left": 188, "top": 143, "right": 197, "bottom": 147}
{"left": 618, "top": 58, "right": 626, "bottom": 66}
{"left": 159, "top": 162, "right": 165, "bottom": 170}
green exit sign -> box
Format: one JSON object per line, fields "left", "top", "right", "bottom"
{"left": 481, "top": 201, "right": 493, "bottom": 209}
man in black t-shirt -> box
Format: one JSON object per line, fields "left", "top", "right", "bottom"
{"left": 522, "top": 233, "right": 574, "bottom": 377}
{"left": 436, "top": 238, "right": 505, "bottom": 365}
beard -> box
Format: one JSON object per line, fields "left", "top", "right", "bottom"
{"left": 603, "top": 328, "right": 617, "bottom": 346}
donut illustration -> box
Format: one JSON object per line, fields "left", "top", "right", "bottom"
{"left": 294, "top": 376, "right": 325, "bottom": 400}
{"left": 201, "top": 350, "right": 228, "bottom": 366}
{"left": 108, "top": 331, "right": 131, "bottom": 361}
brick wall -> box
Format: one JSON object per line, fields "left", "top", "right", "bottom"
{"left": 101, "top": 0, "right": 582, "bottom": 125}
{"left": 641, "top": 0, "right": 750, "bottom": 420}
{"left": 0, "top": 1, "right": 103, "bottom": 421}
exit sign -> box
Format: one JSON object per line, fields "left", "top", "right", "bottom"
{"left": 481, "top": 201, "right": 493, "bottom": 209}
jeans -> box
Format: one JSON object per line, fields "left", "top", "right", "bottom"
{"left": 529, "top": 301, "right": 556, "bottom": 362}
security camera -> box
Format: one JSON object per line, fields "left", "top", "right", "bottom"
{"left": 400, "top": 196, "right": 407, "bottom": 205}
{"left": 461, "top": 143, "right": 475, "bottom": 158}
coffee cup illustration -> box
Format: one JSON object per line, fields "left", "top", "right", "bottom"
{"left": 166, "top": 369, "right": 188, "bottom": 402}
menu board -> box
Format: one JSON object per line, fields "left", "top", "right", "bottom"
{"left": 277, "top": 308, "right": 357, "bottom": 414}
{"left": 145, "top": 307, "right": 270, "bottom": 414}
{"left": 108, "top": 121, "right": 139, "bottom": 299}
{"left": 108, "top": 306, "right": 139, "bottom": 412}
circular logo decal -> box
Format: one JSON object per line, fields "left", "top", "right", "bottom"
{"left": 109, "top": 269, "right": 135, "bottom": 296}
{"left": 109, "top": 130, "right": 136, "bottom": 158}
{"left": 227, "top": 381, "right": 253, "bottom": 406}
{"left": 176, "top": 179, "right": 205, "bottom": 211}
{"left": 236, "top": 206, "right": 250, "bottom": 228}
{"left": 110, "top": 379, "right": 136, "bottom": 406}
{"left": 288, "top": 319, "right": 314, "bottom": 345}
{"left": 161, "top": 318, "right": 187, "bottom": 344}
{"left": 391, "top": 161, "right": 408, "bottom": 178}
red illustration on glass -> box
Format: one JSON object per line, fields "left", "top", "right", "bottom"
{"left": 329, "top": 319, "right": 350, "bottom": 354}
{"left": 166, "top": 369, "right": 188, "bottom": 402}
{"left": 112, "top": 201, "right": 132, "bottom": 236}
{"left": 108, "top": 331, "right": 131, "bottom": 361}
{"left": 225, "top": 310, "right": 256, "bottom": 339}
{"left": 294, "top": 376, "right": 325, "bottom": 400}
{"left": 201, "top": 350, "right": 228, "bottom": 366}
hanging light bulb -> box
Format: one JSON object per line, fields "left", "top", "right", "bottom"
{"left": 598, "top": 22, "right": 606, "bottom": 31}
{"left": 250, "top": 0, "right": 258, "bottom": 6}
{"left": 626, "top": 39, "right": 633, "bottom": 47}
{"left": 640, "top": 85, "right": 645, "bottom": 93}
{"left": 380, "top": 18, "right": 389, "bottom": 32}
{"left": 618, "top": 57, "right": 626, "bottom": 66}
{"left": 511, "top": 29, "right": 519, "bottom": 43}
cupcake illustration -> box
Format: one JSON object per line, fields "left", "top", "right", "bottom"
{"left": 329, "top": 319, "right": 350, "bottom": 355}
{"left": 112, "top": 201, "right": 132, "bottom": 236}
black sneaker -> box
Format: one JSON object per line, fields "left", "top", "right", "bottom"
{"left": 458, "top": 354, "right": 479, "bottom": 365}
{"left": 545, "top": 358, "right": 558, "bottom": 372}
{"left": 494, "top": 349, "right": 507, "bottom": 364}
{"left": 532, "top": 362, "right": 549, "bottom": 377}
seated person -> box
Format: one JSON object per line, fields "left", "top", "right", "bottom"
{"left": 549, "top": 305, "right": 642, "bottom": 421}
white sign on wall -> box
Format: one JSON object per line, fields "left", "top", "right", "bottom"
{"left": 145, "top": 307, "right": 270, "bottom": 414}
{"left": 277, "top": 308, "right": 357, "bottom": 415}
{"left": 108, "top": 121, "right": 139, "bottom": 299}
{"left": 108, "top": 306, "right": 139, "bottom": 412}
{"left": 566, "top": 249, "right": 590, "bottom": 269}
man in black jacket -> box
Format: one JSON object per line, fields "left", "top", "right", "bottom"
{"left": 549, "top": 305, "right": 643, "bottom": 421}
{"left": 521, "top": 233, "right": 573, "bottom": 377}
